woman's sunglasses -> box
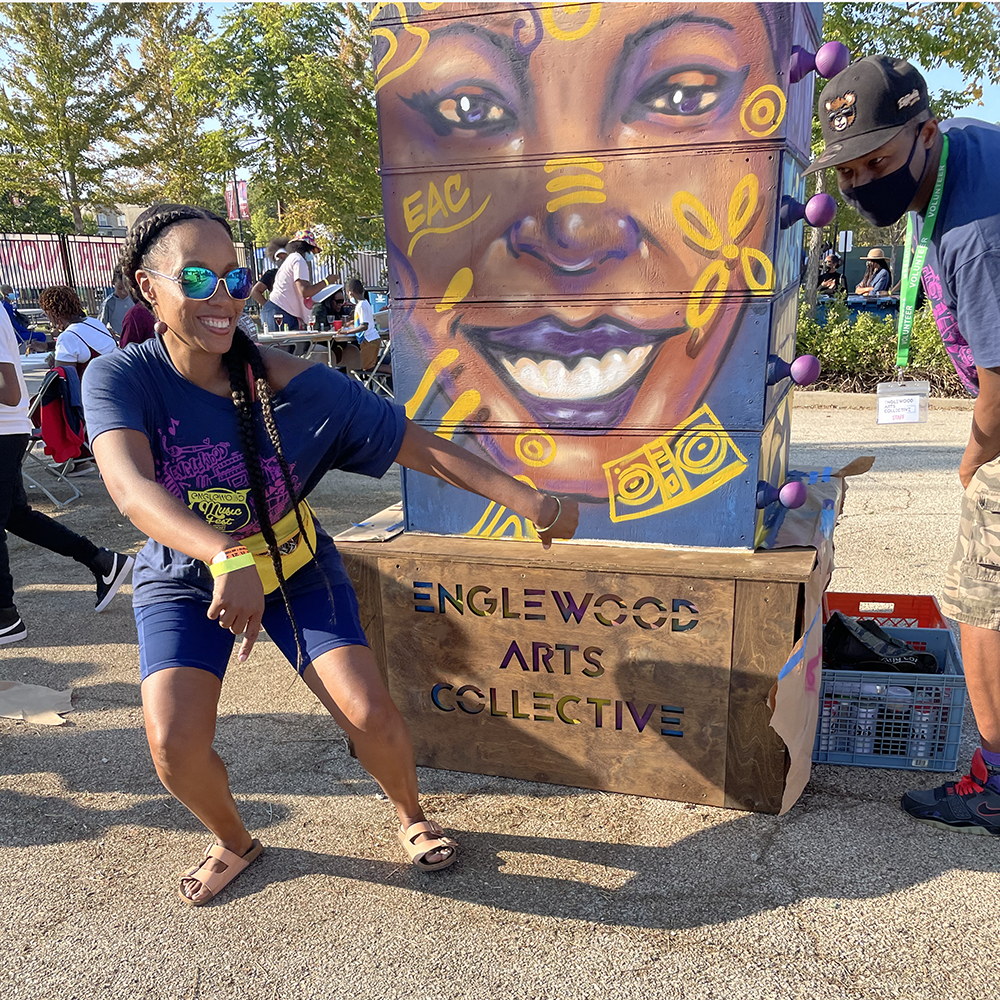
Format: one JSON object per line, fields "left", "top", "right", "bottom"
{"left": 144, "top": 266, "right": 252, "bottom": 301}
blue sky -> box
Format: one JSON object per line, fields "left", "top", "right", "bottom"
{"left": 920, "top": 63, "right": 1000, "bottom": 124}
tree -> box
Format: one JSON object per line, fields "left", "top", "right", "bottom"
{"left": 803, "top": 1, "right": 1000, "bottom": 315}
{"left": 113, "top": 3, "right": 224, "bottom": 213}
{"left": 0, "top": 3, "right": 145, "bottom": 233}
{"left": 175, "top": 2, "right": 383, "bottom": 251}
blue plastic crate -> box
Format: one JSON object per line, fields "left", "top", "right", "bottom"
{"left": 812, "top": 626, "right": 966, "bottom": 771}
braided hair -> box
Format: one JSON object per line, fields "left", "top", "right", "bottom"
{"left": 118, "top": 204, "right": 333, "bottom": 669}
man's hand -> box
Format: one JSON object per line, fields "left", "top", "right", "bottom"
{"left": 960, "top": 458, "right": 981, "bottom": 491}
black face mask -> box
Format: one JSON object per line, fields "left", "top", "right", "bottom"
{"left": 841, "top": 131, "right": 929, "bottom": 228}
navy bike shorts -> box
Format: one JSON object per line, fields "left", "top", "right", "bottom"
{"left": 134, "top": 581, "right": 369, "bottom": 683}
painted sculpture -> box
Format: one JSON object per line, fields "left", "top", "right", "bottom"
{"left": 371, "top": 2, "right": 830, "bottom": 547}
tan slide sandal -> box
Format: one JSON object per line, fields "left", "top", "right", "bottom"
{"left": 178, "top": 839, "right": 264, "bottom": 906}
{"left": 397, "top": 820, "right": 459, "bottom": 872}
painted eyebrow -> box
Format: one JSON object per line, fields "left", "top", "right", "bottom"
{"left": 419, "top": 21, "right": 527, "bottom": 70}
{"left": 604, "top": 12, "right": 737, "bottom": 126}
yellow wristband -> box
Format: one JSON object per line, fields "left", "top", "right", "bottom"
{"left": 208, "top": 545, "right": 255, "bottom": 578}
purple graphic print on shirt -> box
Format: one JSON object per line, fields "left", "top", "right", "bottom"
{"left": 922, "top": 263, "right": 979, "bottom": 395}
{"left": 155, "top": 423, "right": 300, "bottom": 539}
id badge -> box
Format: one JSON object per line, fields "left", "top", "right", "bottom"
{"left": 876, "top": 380, "right": 930, "bottom": 425}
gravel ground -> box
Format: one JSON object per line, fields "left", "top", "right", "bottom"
{"left": 0, "top": 396, "right": 996, "bottom": 1000}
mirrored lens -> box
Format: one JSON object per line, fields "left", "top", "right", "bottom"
{"left": 177, "top": 267, "right": 218, "bottom": 299}
{"left": 224, "top": 268, "right": 252, "bottom": 299}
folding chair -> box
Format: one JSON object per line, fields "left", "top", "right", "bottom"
{"left": 22, "top": 368, "right": 84, "bottom": 507}
{"left": 361, "top": 310, "right": 393, "bottom": 398}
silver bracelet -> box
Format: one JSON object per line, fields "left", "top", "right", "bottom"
{"left": 534, "top": 495, "right": 562, "bottom": 533}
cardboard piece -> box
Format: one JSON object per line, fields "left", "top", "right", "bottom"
{"left": 334, "top": 503, "right": 405, "bottom": 543}
{"left": 0, "top": 680, "right": 73, "bottom": 726}
{"left": 763, "top": 458, "right": 874, "bottom": 813}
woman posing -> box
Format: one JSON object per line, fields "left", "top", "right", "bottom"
{"left": 85, "top": 205, "right": 578, "bottom": 906}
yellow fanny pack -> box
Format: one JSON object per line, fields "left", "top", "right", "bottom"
{"left": 240, "top": 501, "right": 318, "bottom": 595}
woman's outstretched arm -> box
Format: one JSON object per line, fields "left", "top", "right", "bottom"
{"left": 394, "top": 419, "right": 579, "bottom": 548}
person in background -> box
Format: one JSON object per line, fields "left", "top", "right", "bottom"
{"left": 39, "top": 286, "right": 117, "bottom": 379}
{"left": 120, "top": 301, "right": 157, "bottom": 348}
{"left": 0, "top": 305, "right": 134, "bottom": 642}
{"left": 807, "top": 54, "right": 1000, "bottom": 834}
{"left": 249, "top": 238, "right": 288, "bottom": 332}
{"left": 0, "top": 285, "right": 37, "bottom": 348}
{"left": 854, "top": 248, "right": 893, "bottom": 295}
{"left": 267, "top": 230, "right": 337, "bottom": 331}
{"left": 98, "top": 269, "right": 134, "bottom": 338}
{"left": 309, "top": 281, "right": 348, "bottom": 331}
{"left": 338, "top": 278, "right": 382, "bottom": 373}
{"left": 818, "top": 254, "right": 847, "bottom": 295}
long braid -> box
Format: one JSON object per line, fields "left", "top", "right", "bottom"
{"left": 221, "top": 334, "right": 307, "bottom": 669}
{"left": 241, "top": 334, "right": 339, "bottom": 622}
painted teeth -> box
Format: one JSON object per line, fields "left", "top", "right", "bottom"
{"left": 501, "top": 345, "right": 653, "bottom": 400}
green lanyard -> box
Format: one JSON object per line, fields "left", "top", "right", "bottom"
{"left": 896, "top": 133, "right": 949, "bottom": 370}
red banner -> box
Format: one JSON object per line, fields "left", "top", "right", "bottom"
{"left": 224, "top": 180, "right": 250, "bottom": 221}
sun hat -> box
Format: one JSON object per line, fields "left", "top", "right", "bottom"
{"left": 291, "top": 229, "right": 320, "bottom": 250}
{"left": 805, "top": 56, "right": 930, "bottom": 175}
{"left": 862, "top": 248, "right": 888, "bottom": 260}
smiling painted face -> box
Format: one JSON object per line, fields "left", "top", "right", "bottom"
{"left": 376, "top": 2, "right": 782, "bottom": 499}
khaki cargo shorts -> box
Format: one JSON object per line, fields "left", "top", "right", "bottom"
{"left": 942, "top": 457, "right": 1000, "bottom": 629}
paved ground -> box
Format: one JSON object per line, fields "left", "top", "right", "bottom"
{"left": 0, "top": 395, "right": 996, "bottom": 1000}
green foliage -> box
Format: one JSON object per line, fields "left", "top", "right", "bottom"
{"left": 174, "top": 2, "right": 383, "bottom": 253}
{"left": 797, "top": 300, "right": 966, "bottom": 395}
{"left": 0, "top": 3, "right": 146, "bottom": 233}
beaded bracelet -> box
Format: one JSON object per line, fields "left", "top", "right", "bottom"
{"left": 208, "top": 545, "right": 255, "bottom": 578}
{"left": 533, "top": 496, "right": 562, "bottom": 533}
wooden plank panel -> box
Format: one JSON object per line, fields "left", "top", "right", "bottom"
{"left": 337, "top": 533, "right": 817, "bottom": 584}
{"left": 378, "top": 554, "right": 735, "bottom": 805}
{"left": 725, "top": 579, "right": 800, "bottom": 813}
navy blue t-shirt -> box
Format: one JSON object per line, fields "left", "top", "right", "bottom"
{"left": 83, "top": 337, "right": 406, "bottom": 605}
{"left": 918, "top": 119, "right": 1000, "bottom": 394}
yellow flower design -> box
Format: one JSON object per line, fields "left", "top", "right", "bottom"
{"left": 671, "top": 174, "right": 775, "bottom": 331}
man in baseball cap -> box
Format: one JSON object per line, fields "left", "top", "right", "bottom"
{"left": 811, "top": 55, "right": 1000, "bottom": 835}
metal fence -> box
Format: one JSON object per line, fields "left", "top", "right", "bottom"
{"left": 0, "top": 233, "right": 258, "bottom": 315}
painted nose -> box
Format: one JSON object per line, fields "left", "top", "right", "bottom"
{"left": 510, "top": 205, "right": 642, "bottom": 275}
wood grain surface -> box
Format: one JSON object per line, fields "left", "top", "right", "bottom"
{"left": 377, "top": 553, "right": 736, "bottom": 804}
{"left": 725, "top": 579, "right": 802, "bottom": 813}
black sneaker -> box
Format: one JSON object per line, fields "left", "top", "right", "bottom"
{"left": 0, "top": 606, "right": 26, "bottom": 644}
{"left": 91, "top": 549, "right": 135, "bottom": 613}
{"left": 901, "top": 749, "right": 1000, "bottom": 836}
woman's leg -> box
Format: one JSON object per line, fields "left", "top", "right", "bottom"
{"left": 302, "top": 646, "right": 452, "bottom": 863}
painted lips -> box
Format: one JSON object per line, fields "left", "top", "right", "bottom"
{"left": 461, "top": 315, "right": 685, "bottom": 426}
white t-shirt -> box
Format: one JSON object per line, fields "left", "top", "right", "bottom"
{"left": 354, "top": 299, "right": 379, "bottom": 342}
{"left": 269, "top": 252, "right": 311, "bottom": 323}
{"left": 54, "top": 318, "right": 117, "bottom": 365}
{"left": 0, "top": 307, "right": 31, "bottom": 435}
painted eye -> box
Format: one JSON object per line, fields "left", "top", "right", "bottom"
{"left": 636, "top": 68, "right": 733, "bottom": 118}
{"left": 436, "top": 90, "right": 513, "bottom": 128}
{"left": 402, "top": 86, "right": 516, "bottom": 136}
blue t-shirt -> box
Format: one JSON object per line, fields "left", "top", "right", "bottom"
{"left": 869, "top": 267, "right": 891, "bottom": 293}
{"left": 917, "top": 119, "right": 1000, "bottom": 395}
{"left": 83, "top": 337, "right": 406, "bottom": 605}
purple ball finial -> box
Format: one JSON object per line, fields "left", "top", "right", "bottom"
{"left": 804, "top": 193, "right": 837, "bottom": 227}
{"left": 815, "top": 41, "right": 850, "bottom": 79}
{"left": 789, "top": 354, "right": 821, "bottom": 387}
{"left": 778, "top": 481, "right": 808, "bottom": 509}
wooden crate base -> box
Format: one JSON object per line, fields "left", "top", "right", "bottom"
{"left": 339, "top": 534, "right": 817, "bottom": 814}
